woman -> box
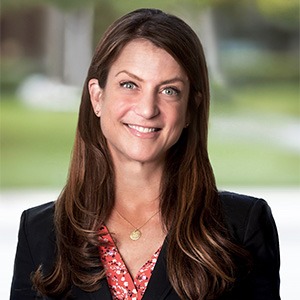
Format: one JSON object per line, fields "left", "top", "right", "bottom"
{"left": 10, "top": 8, "right": 280, "bottom": 300}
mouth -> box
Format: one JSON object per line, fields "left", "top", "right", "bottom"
{"left": 126, "top": 124, "right": 161, "bottom": 133}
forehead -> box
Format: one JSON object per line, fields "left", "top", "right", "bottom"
{"left": 108, "top": 39, "right": 188, "bottom": 81}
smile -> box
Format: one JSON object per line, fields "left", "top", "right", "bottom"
{"left": 126, "top": 124, "right": 160, "bottom": 133}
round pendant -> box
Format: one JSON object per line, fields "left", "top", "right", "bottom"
{"left": 130, "top": 229, "right": 141, "bottom": 241}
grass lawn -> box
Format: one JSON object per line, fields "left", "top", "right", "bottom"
{"left": 211, "top": 81, "right": 300, "bottom": 117}
{"left": 209, "top": 137, "right": 299, "bottom": 187}
{"left": 1, "top": 82, "right": 299, "bottom": 189}
{"left": 1, "top": 97, "right": 77, "bottom": 188}
{"left": 210, "top": 82, "right": 299, "bottom": 186}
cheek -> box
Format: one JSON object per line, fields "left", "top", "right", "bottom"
{"left": 172, "top": 106, "right": 188, "bottom": 127}
{"left": 102, "top": 93, "right": 131, "bottom": 117}
{"left": 99, "top": 104, "right": 112, "bottom": 135}
{"left": 165, "top": 110, "right": 186, "bottom": 144}
{"left": 99, "top": 101, "right": 127, "bottom": 135}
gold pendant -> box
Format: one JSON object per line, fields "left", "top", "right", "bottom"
{"left": 130, "top": 229, "right": 141, "bottom": 241}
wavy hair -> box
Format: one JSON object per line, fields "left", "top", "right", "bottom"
{"left": 32, "top": 8, "right": 249, "bottom": 299}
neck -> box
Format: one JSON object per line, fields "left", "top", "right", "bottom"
{"left": 114, "top": 160, "right": 163, "bottom": 211}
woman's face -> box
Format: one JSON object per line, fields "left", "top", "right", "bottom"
{"left": 89, "top": 39, "right": 190, "bottom": 166}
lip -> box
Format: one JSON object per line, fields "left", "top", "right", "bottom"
{"left": 125, "top": 123, "right": 161, "bottom": 138}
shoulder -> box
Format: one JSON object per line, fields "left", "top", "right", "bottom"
{"left": 218, "top": 191, "right": 276, "bottom": 244}
{"left": 19, "top": 201, "right": 56, "bottom": 266}
{"left": 11, "top": 202, "right": 57, "bottom": 297}
{"left": 218, "top": 192, "right": 280, "bottom": 298}
{"left": 21, "top": 201, "right": 55, "bottom": 235}
{"left": 218, "top": 190, "right": 269, "bottom": 217}
{"left": 23, "top": 200, "right": 55, "bottom": 221}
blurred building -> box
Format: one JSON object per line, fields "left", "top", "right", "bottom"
{"left": 1, "top": 4, "right": 93, "bottom": 88}
{"left": 0, "top": 1, "right": 298, "bottom": 90}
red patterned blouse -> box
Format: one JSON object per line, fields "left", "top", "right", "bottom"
{"left": 99, "top": 225, "right": 161, "bottom": 300}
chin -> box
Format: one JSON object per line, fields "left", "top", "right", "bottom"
{"left": 127, "top": 152, "right": 165, "bottom": 165}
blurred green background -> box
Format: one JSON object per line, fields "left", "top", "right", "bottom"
{"left": 1, "top": 0, "right": 299, "bottom": 189}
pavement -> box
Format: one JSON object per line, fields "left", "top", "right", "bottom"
{"left": 1, "top": 187, "right": 299, "bottom": 299}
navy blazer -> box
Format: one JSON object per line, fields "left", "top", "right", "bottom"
{"left": 10, "top": 191, "right": 280, "bottom": 299}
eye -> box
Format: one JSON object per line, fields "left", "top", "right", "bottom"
{"left": 120, "top": 81, "right": 137, "bottom": 90}
{"left": 162, "top": 87, "right": 180, "bottom": 96}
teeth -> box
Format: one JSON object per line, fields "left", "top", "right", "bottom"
{"left": 127, "top": 124, "right": 157, "bottom": 133}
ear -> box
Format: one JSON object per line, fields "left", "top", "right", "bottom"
{"left": 184, "top": 111, "right": 190, "bottom": 128}
{"left": 88, "top": 78, "right": 103, "bottom": 117}
{"left": 184, "top": 92, "right": 202, "bottom": 128}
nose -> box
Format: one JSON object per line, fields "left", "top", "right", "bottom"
{"left": 134, "top": 90, "right": 159, "bottom": 119}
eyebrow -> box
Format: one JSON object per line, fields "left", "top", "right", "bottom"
{"left": 115, "top": 70, "right": 187, "bottom": 85}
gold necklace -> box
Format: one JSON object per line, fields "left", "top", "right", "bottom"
{"left": 116, "top": 209, "right": 160, "bottom": 241}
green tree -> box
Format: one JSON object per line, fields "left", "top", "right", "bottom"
{"left": 256, "top": 0, "right": 299, "bottom": 28}
{"left": 1, "top": 0, "right": 95, "bottom": 11}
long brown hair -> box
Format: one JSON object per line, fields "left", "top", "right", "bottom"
{"left": 33, "top": 8, "right": 249, "bottom": 299}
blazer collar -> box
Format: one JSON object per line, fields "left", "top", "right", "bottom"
{"left": 140, "top": 238, "right": 174, "bottom": 300}
{"left": 71, "top": 279, "right": 112, "bottom": 300}
{"left": 71, "top": 239, "right": 174, "bottom": 300}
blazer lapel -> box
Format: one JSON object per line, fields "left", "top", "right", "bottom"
{"left": 71, "top": 278, "right": 112, "bottom": 300}
{"left": 142, "top": 239, "right": 178, "bottom": 300}
{"left": 71, "top": 239, "right": 177, "bottom": 300}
